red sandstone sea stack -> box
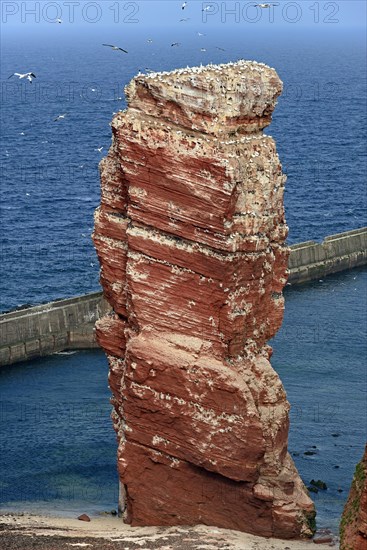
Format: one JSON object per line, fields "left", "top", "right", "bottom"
{"left": 93, "top": 60, "right": 315, "bottom": 539}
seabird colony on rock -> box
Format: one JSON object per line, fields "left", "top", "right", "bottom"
{"left": 134, "top": 60, "right": 275, "bottom": 81}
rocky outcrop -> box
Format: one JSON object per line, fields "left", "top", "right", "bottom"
{"left": 93, "top": 60, "right": 315, "bottom": 539}
{"left": 340, "top": 445, "right": 367, "bottom": 550}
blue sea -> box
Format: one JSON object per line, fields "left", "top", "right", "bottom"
{"left": 0, "top": 3, "right": 366, "bottom": 535}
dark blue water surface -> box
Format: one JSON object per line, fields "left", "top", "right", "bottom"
{"left": 272, "top": 267, "right": 367, "bottom": 532}
{"left": 0, "top": 268, "right": 366, "bottom": 529}
{"left": 0, "top": 350, "right": 118, "bottom": 515}
{"left": 1, "top": 23, "right": 366, "bottom": 311}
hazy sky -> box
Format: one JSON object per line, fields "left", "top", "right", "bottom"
{"left": 1, "top": 0, "right": 366, "bottom": 30}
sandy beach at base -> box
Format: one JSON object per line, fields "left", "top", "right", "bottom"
{"left": 0, "top": 512, "right": 339, "bottom": 549}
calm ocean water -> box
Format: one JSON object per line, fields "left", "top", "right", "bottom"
{"left": 0, "top": 267, "right": 366, "bottom": 531}
{"left": 0, "top": 24, "right": 366, "bottom": 311}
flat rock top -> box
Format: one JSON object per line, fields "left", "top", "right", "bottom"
{"left": 133, "top": 59, "right": 279, "bottom": 86}
{"left": 125, "top": 60, "right": 283, "bottom": 135}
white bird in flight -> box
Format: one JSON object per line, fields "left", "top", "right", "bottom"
{"left": 8, "top": 72, "right": 36, "bottom": 84}
{"left": 254, "top": 3, "right": 277, "bottom": 7}
{"left": 202, "top": 5, "right": 212, "bottom": 11}
{"left": 56, "top": 18, "right": 62, "bottom": 23}
{"left": 102, "top": 44, "right": 128, "bottom": 53}
{"left": 54, "top": 113, "right": 66, "bottom": 122}
{"left": 96, "top": 147, "right": 104, "bottom": 152}
{"left": 181, "top": 2, "right": 187, "bottom": 9}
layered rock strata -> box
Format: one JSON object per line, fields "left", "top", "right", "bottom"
{"left": 93, "top": 60, "right": 315, "bottom": 539}
{"left": 340, "top": 445, "right": 367, "bottom": 550}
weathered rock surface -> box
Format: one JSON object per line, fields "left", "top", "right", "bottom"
{"left": 340, "top": 444, "right": 367, "bottom": 550}
{"left": 93, "top": 60, "right": 315, "bottom": 539}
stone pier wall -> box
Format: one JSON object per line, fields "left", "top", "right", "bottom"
{"left": 288, "top": 227, "right": 366, "bottom": 284}
{"left": 0, "top": 292, "right": 110, "bottom": 367}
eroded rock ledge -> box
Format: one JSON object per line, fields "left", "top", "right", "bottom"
{"left": 340, "top": 445, "right": 367, "bottom": 550}
{"left": 93, "top": 60, "right": 315, "bottom": 539}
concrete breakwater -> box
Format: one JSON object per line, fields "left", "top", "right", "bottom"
{"left": 0, "top": 293, "right": 111, "bottom": 367}
{"left": 288, "top": 227, "right": 366, "bottom": 284}
{"left": 0, "top": 227, "right": 366, "bottom": 367}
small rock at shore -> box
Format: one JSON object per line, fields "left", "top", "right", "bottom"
{"left": 77, "top": 514, "right": 91, "bottom": 522}
{"left": 310, "top": 479, "right": 327, "bottom": 490}
{"left": 313, "top": 529, "right": 334, "bottom": 545}
{"left": 313, "top": 534, "right": 333, "bottom": 544}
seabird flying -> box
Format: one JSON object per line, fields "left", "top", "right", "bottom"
{"left": 96, "top": 147, "right": 104, "bottom": 152}
{"left": 181, "top": 2, "right": 187, "bottom": 9}
{"left": 197, "top": 32, "right": 206, "bottom": 36}
{"left": 171, "top": 42, "right": 180, "bottom": 47}
{"left": 180, "top": 17, "right": 190, "bottom": 21}
{"left": 102, "top": 44, "right": 128, "bottom": 53}
{"left": 202, "top": 5, "right": 212, "bottom": 11}
{"left": 54, "top": 113, "right": 66, "bottom": 122}
{"left": 254, "top": 3, "right": 277, "bottom": 7}
{"left": 56, "top": 18, "right": 62, "bottom": 23}
{"left": 147, "top": 38, "right": 153, "bottom": 43}
{"left": 216, "top": 46, "right": 226, "bottom": 51}
{"left": 8, "top": 72, "right": 36, "bottom": 84}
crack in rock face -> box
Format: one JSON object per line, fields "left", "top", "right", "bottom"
{"left": 93, "top": 60, "right": 315, "bottom": 539}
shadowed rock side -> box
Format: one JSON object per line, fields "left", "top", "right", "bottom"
{"left": 340, "top": 444, "right": 367, "bottom": 550}
{"left": 93, "top": 60, "right": 315, "bottom": 539}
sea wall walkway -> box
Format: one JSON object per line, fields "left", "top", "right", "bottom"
{"left": 1, "top": 227, "right": 366, "bottom": 366}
